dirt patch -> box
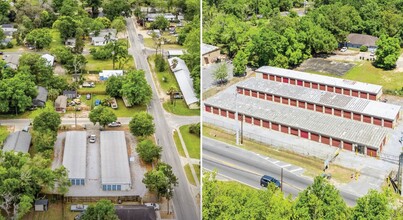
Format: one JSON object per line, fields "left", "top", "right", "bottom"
{"left": 297, "top": 58, "right": 356, "bottom": 76}
{"left": 85, "top": 74, "right": 101, "bottom": 82}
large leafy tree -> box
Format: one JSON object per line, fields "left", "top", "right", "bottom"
{"left": 136, "top": 140, "right": 162, "bottom": 164}
{"left": 18, "top": 53, "right": 54, "bottom": 86}
{"left": 151, "top": 15, "right": 169, "bottom": 30}
{"left": 52, "top": 16, "right": 79, "bottom": 41}
{"left": 129, "top": 112, "right": 155, "bottom": 137}
{"left": 85, "top": 0, "right": 103, "bottom": 17}
{"left": 102, "top": 0, "right": 131, "bottom": 21}
{"left": 121, "top": 70, "right": 152, "bottom": 106}
{"left": 375, "top": 35, "right": 401, "bottom": 70}
{"left": 213, "top": 62, "right": 228, "bottom": 84}
{"left": 89, "top": 106, "right": 117, "bottom": 127}
{"left": 293, "top": 176, "right": 349, "bottom": 219}
{"left": 81, "top": 199, "right": 119, "bottom": 220}
{"left": 353, "top": 189, "right": 391, "bottom": 220}
{"left": 105, "top": 75, "right": 123, "bottom": 97}
{"left": 233, "top": 49, "right": 248, "bottom": 76}
{"left": 32, "top": 129, "right": 57, "bottom": 152}
{"left": 33, "top": 110, "right": 62, "bottom": 132}
{"left": 0, "top": 151, "right": 70, "bottom": 219}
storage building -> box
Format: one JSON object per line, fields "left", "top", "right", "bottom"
{"left": 63, "top": 131, "right": 87, "bottom": 186}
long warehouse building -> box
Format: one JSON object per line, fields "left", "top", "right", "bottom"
{"left": 204, "top": 92, "right": 388, "bottom": 157}
{"left": 100, "top": 131, "right": 131, "bottom": 191}
{"left": 236, "top": 77, "right": 401, "bottom": 128}
{"left": 63, "top": 131, "right": 87, "bottom": 186}
{"left": 256, "top": 66, "right": 383, "bottom": 100}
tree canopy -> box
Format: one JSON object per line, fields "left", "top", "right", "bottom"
{"left": 375, "top": 35, "right": 401, "bottom": 70}
{"left": 136, "top": 139, "right": 162, "bottom": 164}
{"left": 81, "top": 199, "right": 119, "bottom": 220}
{"left": 89, "top": 106, "right": 117, "bottom": 127}
{"left": 129, "top": 112, "right": 155, "bottom": 137}
{"left": 121, "top": 70, "right": 152, "bottom": 106}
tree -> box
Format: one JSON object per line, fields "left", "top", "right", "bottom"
{"left": 32, "top": 129, "right": 57, "bottom": 152}
{"left": 25, "top": 28, "right": 52, "bottom": 49}
{"left": 121, "top": 70, "right": 152, "bottom": 106}
{"left": 102, "top": 0, "right": 131, "bottom": 21}
{"left": 189, "top": 123, "right": 200, "bottom": 136}
{"left": 89, "top": 106, "right": 117, "bottom": 127}
{"left": 155, "top": 54, "right": 166, "bottom": 72}
{"left": 129, "top": 112, "right": 155, "bottom": 137}
{"left": 233, "top": 49, "right": 249, "bottom": 76}
{"left": 52, "top": 16, "right": 79, "bottom": 41}
{"left": 81, "top": 199, "right": 119, "bottom": 220}
{"left": 85, "top": 0, "right": 103, "bottom": 17}
{"left": 105, "top": 75, "right": 123, "bottom": 97}
{"left": 18, "top": 53, "right": 54, "bottom": 86}
{"left": 353, "top": 189, "right": 391, "bottom": 220}
{"left": 136, "top": 139, "right": 162, "bottom": 163}
{"left": 293, "top": 176, "right": 349, "bottom": 219}
{"left": 151, "top": 15, "right": 169, "bottom": 30}
{"left": 375, "top": 35, "right": 400, "bottom": 70}
{"left": 143, "top": 162, "right": 178, "bottom": 212}
{"left": 213, "top": 62, "right": 228, "bottom": 84}
{"left": 111, "top": 17, "right": 126, "bottom": 34}
{"left": 51, "top": 46, "right": 74, "bottom": 64}
{"left": 33, "top": 110, "right": 62, "bottom": 132}
{"left": 95, "top": 17, "right": 111, "bottom": 28}
{"left": 0, "top": 151, "right": 70, "bottom": 219}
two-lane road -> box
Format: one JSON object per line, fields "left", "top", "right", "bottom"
{"left": 203, "top": 137, "right": 359, "bottom": 206}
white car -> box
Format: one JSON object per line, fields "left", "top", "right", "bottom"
{"left": 340, "top": 47, "right": 347, "bottom": 52}
{"left": 145, "top": 203, "right": 160, "bottom": 210}
{"left": 108, "top": 122, "right": 121, "bottom": 127}
{"left": 89, "top": 135, "right": 96, "bottom": 143}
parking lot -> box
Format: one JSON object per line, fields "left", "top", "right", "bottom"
{"left": 297, "top": 58, "right": 356, "bottom": 76}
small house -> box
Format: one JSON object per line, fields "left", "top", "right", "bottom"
{"left": 2, "top": 131, "right": 32, "bottom": 153}
{"left": 91, "top": 36, "right": 107, "bottom": 46}
{"left": 63, "top": 90, "right": 78, "bottom": 99}
{"left": 202, "top": 43, "right": 220, "bottom": 66}
{"left": 2, "top": 54, "right": 21, "bottom": 70}
{"left": 34, "top": 200, "right": 49, "bottom": 212}
{"left": 65, "top": 38, "right": 76, "bottom": 48}
{"left": 1, "top": 24, "right": 15, "bottom": 32}
{"left": 41, "top": 54, "right": 55, "bottom": 67}
{"left": 55, "top": 95, "right": 67, "bottom": 113}
{"left": 99, "top": 70, "right": 123, "bottom": 80}
{"left": 346, "top": 33, "right": 379, "bottom": 49}
{"left": 32, "top": 86, "right": 48, "bottom": 107}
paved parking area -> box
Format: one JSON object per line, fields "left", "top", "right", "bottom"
{"left": 202, "top": 62, "right": 234, "bottom": 91}
{"left": 297, "top": 58, "right": 356, "bottom": 76}
{"left": 53, "top": 125, "right": 147, "bottom": 197}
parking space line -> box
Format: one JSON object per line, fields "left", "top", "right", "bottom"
{"left": 290, "top": 168, "right": 303, "bottom": 172}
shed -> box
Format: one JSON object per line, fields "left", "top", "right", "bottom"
{"left": 63, "top": 132, "right": 87, "bottom": 186}
{"left": 65, "top": 38, "right": 76, "bottom": 48}
{"left": 2, "top": 54, "right": 21, "bottom": 70}
{"left": 99, "top": 70, "right": 124, "bottom": 80}
{"left": 346, "top": 33, "right": 379, "bottom": 49}
{"left": 33, "top": 86, "right": 48, "bottom": 107}
{"left": 63, "top": 90, "right": 78, "bottom": 99}
{"left": 100, "top": 131, "right": 131, "bottom": 191}
{"left": 41, "top": 54, "right": 55, "bottom": 67}
{"left": 34, "top": 200, "right": 49, "bottom": 211}
{"left": 3, "top": 131, "right": 32, "bottom": 153}
{"left": 202, "top": 43, "right": 220, "bottom": 66}
{"left": 55, "top": 95, "right": 67, "bottom": 113}
{"left": 167, "top": 50, "right": 184, "bottom": 58}
{"left": 168, "top": 57, "right": 199, "bottom": 109}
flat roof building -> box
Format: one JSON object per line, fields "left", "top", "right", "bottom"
{"left": 237, "top": 78, "right": 401, "bottom": 128}
{"left": 204, "top": 90, "right": 388, "bottom": 157}
{"left": 100, "top": 131, "right": 131, "bottom": 191}
{"left": 63, "top": 131, "right": 87, "bottom": 186}
{"left": 256, "top": 66, "right": 383, "bottom": 100}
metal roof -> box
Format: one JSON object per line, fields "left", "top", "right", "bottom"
{"left": 41, "top": 54, "right": 54, "bottom": 66}
{"left": 237, "top": 78, "right": 400, "bottom": 121}
{"left": 100, "top": 131, "right": 131, "bottom": 185}
{"left": 202, "top": 43, "right": 219, "bottom": 55}
{"left": 256, "top": 66, "right": 383, "bottom": 94}
{"left": 63, "top": 131, "right": 86, "bottom": 179}
{"left": 167, "top": 50, "right": 184, "bottom": 56}
{"left": 168, "top": 57, "right": 199, "bottom": 105}
{"left": 99, "top": 70, "right": 123, "bottom": 78}
{"left": 204, "top": 88, "right": 388, "bottom": 149}
{"left": 33, "top": 86, "right": 48, "bottom": 105}
{"left": 3, "top": 131, "right": 31, "bottom": 153}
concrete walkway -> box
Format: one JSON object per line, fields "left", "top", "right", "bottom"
{"left": 177, "top": 128, "right": 200, "bottom": 188}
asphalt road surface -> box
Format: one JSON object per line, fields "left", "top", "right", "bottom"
{"left": 203, "top": 137, "right": 359, "bottom": 206}
{"left": 125, "top": 17, "right": 199, "bottom": 220}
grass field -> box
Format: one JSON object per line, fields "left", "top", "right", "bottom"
{"left": 77, "top": 82, "right": 107, "bottom": 95}
{"left": 184, "top": 163, "right": 196, "bottom": 186}
{"left": 49, "top": 29, "right": 63, "bottom": 49}
{"left": 179, "top": 125, "right": 200, "bottom": 159}
{"left": 148, "top": 55, "right": 179, "bottom": 93}
{"left": 203, "top": 124, "right": 356, "bottom": 184}
{"left": 0, "top": 100, "right": 56, "bottom": 119}
{"left": 85, "top": 56, "right": 135, "bottom": 71}
{"left": 163, "top": 100, "right": 200, "bottom": 116}
{"left": 173, "top": 130, "right": 186, "bottom": 157}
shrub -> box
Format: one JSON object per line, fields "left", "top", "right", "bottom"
{"left": 6, "top": 41, "right": 13, "bottom": 48}
{"left": 360, "top": 45, "right": 368, "bottom": 52}
{"left": 155, "top": 54, "right": 166, "bottom": 72}
{"left": 189, "top": 123, "right": 200, "bottom": 137}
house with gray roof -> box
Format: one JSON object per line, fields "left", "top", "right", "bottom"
{"left": 2, "top": 54, "right": 21, "bottom": 69}
{"left": 2, "top": 131, "right": 32, "bottom": 153}
{"left": 346, "top": 33, "right": 379, "bottom": 49}
{"left": 33, "top": 86, "right": 48, "bottom": 107}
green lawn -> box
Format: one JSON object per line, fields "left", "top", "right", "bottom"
{"left": 1, "top": 39, "right": 26, "bottom": 52}
{"left": 148, "top": 55, "right": 179, "bottom": 93}
{"left": 77, "top": 82, "right": 107, "bottom": 95}
{"left": 193, "top": 164, "right": 200, "bottom": 183}
{"left": 184, "top": 163, "right": 196, "bottom": 186}
{"left": 0, "top": 100, "right": 55, "bottom": 119}
{"left": 85, "top": 54, "right": 135, "bottom": 72}
{"left": 0, "top": 126, "right": 10, "bottom": 146}
{"left": 48, "top": 29, "right": 63, "bottom": 50}
{"left": 179, "top": 125, "right": 200, "bottom": 159}
{"left": 308, "top": 61, "right": 403, "bottom": 91}
{"left": 173, "top": 130, "right": 186, "bottom": 157}
{"left": 163, "top": 100, "right": 200, "bottom": 116}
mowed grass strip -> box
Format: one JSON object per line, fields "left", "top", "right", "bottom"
{"left": 179, "top": 125, "right": 200, "bottom": 159}
{"left": 184, "top": 163, "right": 196, "bottom": 186}
{"left": 173, "top": 130, "right": 186, "bottom": 157}
{"left": 203, "top": 124, "right": 356, "bottom": 184}
{"left": 163, "top": 100, "right": 200, "bottom": 116}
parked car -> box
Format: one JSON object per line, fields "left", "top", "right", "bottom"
{"left": 173, "top": 92, "right": 183, "bottom": 99}
{"left": 108, "top": 122, "right": 121, "bottom": 127}
{"left": 71, "top": 204, "right": 88, "bottom": 212}
{"left": 95, "top": 99, "right": 101, "bottom": 106}
{"left": 340, "top": 47, "right": 347, "bottom": 52}
{"left": 82, "top": 82, "right": 95, "bottom": 88}
{"left": 89, "top": 135, "right": 96, "bottom": 143}
{"left": 0, "top": 51, "right": 3, "bottom": 55}
{"left": 260, "top": 175, "right": 281, "bottom": 188}
{"left": 86, "top": 94, "right": 91, "bottom": 100}
{"left": 145, "top": 203, "right": 160, "bottom": 210}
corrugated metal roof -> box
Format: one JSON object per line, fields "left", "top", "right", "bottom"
{"left": 237, "top": 78, "right": 400, "bottom": 121}
{"left": 202, "top": 43, "right": 219, "bottom": 55}
{"left": 63, "top": 131, "right": 86, "bottom": 179}
{"left": 256, "top": 66, "right": 383, "bottom": 94}
{"left": 100, "top": 131, "right": 131, "bottom": 185}
{"left": 168, "top": 57, "right": 199, "bottom": 105}
{"left": 204, "top": 89, "right": 388, "bottom": 149}
{"left": 3, "top": 131, "right": 31, "bottom": 153}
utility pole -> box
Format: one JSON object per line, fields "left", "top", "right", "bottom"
{"left": 281, "top": 168, "right": 283, "bottom": 192}
{"left": 235, "top": 90, "right": 239, "bottom": 145}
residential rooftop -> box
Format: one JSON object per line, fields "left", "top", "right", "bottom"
{"left": 202, "top": 43, "right": 219, "bottom": 55}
